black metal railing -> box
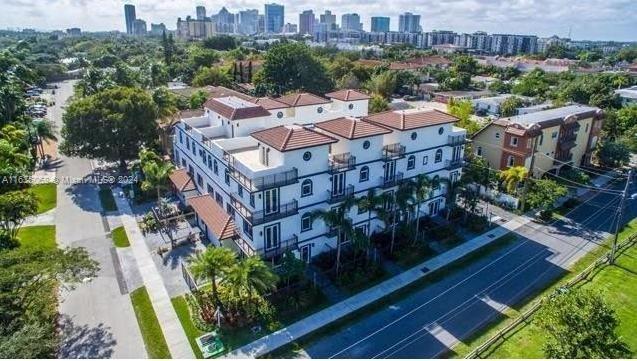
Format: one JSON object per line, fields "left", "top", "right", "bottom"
{"left": 328, "top": 153, "right": 356, "bottom": 174}
{"left": 326, "top": 185, "right": 355, "bottom": 204}
{"left": 380, "top": 172, "right": 404, "bottom": 188}
{"left": 224, "top": 152, "right": 298, "bottom": 192}
{"left": 445, "top": 158, "right": 464, "bottom": 170}
{"left": 253, "top": 200, "right": 298, "bottom": 226}
{"left": 258, "top": 235, "right": 299, "bottom": 259}
{"left": 382, "top": 143, "right": 406, "bottom": 160}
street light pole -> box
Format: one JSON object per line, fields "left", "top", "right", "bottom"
{"left": 611, "top": 169, "right": 632, "bottom": 264}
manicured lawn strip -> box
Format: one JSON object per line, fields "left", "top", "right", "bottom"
{"left": 452, "top": 219, "right": 637, "bottom": 358}
{"left": 111, "top": 226, "right": 130, "bottom": 247}
{"left": 130, "top": 286, "right": 171, "bottom": 359}
{"left": 31, "top": 183, "right": 57, "bottom": 214}
{"left": 98, "top": 187, "right": 118, "bottom": 212}
{"left": 17, "top": 225, "right": 56, "bottom": 250}
{"left": 266, "top": 233, "right": 519, "bottom": 357}
{"left": 171, "top": 296, "right": 204, "bottom": 359}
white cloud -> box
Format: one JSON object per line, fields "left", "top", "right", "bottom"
{"left": 0, "top": 0, "right": 635, "bottom": 41}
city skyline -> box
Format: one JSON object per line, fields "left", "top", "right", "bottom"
{"left": 1, "top": 0, "right": 637, "bottom": 41}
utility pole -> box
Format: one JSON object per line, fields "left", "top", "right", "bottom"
{"left": 611, "top": 169, "right": 632, "bottom": 264}
{"left": 520, "top": 134, "right": 540, "bottom": 212}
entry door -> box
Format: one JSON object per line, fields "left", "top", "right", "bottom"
{"left": 384, "top": 161, "right": 396, "bottom": 181}
{"left": 300, "top": 244, "right": 311, "bottom": 263}
{"left": 264, "top": 224, "right": 280, "bottom": 250}
{"left": 332, "top": 172, "right": 346, "bottom": 196}
{"left": 429, "top": 199, "right": 441, "bottom": 216}
{"left": 263, "top": 188, "right": 279, "bottom": 215}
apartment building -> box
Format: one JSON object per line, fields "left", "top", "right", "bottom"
{"left": 171, "top": 89, "right": 466, "bottom": 264}
{"left": 472, "top": 105, "right": 603, "bottom": 177}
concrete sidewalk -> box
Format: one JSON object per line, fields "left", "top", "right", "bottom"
{"left": 112, "top": 188, "right": 195, "bottom": 359}
{"left": 227, "top": 214, "right": 532, "bottom": 358}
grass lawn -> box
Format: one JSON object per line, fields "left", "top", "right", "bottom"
{"left": 130, "top": 286, "right": 171, "bottom": 359}
{"left": 111, "top": 226, "right": 130, "bottom": 247}
{"left": 31, "top": 183, "right": 57, "bottom": 214}
{"left": 17, "top": 225, "right": 56, "bottom": 250}
{"left": 452, "top": 219, "right": 637, "bottom": 358}
{"left": 171, "top": 296, "right": 204, "bottom": 359}
{"left": 98, "top": 187, "right": 118, "bottom": 212}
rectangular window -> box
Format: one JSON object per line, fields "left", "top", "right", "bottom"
{"left": 301, "top": 215, "right": 312, "bottom": 232}
{"left": 250, "top": 194, "right": 255, "bottom": 207}
{"left": 359, "top": 167, "right": 369, "bottom": 182}
{"left": 407, "top": 156, "right": 415, "bottom": 170}
{"left": 186, "top": 137, "right": 190, "bottom": 150}
{"left": 179, "top": 131, "right": 183, "bottom": 144}
{"left": 495, "top": 132, "right": 500, "bottom": 139}
{"left": 215, "top": 192, "right": 223, "bottom": 206}
{"left": 192, "top": 144, "right": 196, "bottom": 156}
{"left": 476, "top": 146, "right": 482, "bottom": 156}
{"left": 196, "top": 174, "right": 203, "bottom": 188}
{"left": 238, "top": 184, "right": 243, "bottom": 197}
{"left": 213, "top": 160, "right": 218, "bottom": 175}
{"left": 355, "top": 224, "right": 368, "bottom": 236}
{"left": 181, "top": 158, "right": 186, "bottom": 168}
{"left": 207, "top": 184, "right": 213, "bottom": 194}
{"left": 552, "top": 131, "right": 558, "bottom": 139}
{"left": 224, "top": 170, "right": 230, "bottom": 185}
{"left": 510, "top": 137, "right": 518, "bottom": 146}
{"left": 208, "top": 157, "right": 213, "bottom": 170}
{"left": 263, "top": 188, "right": 279, "bottom": 215}
{"left": 243, "top": 220, "right": 253, "bottom": 239}
{"left": 423, "top": 155, "right": 429, "bottom": 165}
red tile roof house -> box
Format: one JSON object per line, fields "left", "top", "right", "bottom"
{"left": 169, "top": 88, "right": 467, "bottom": 263}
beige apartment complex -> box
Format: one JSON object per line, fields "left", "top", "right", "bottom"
{"left": 471, "top": 105, "right": 604, "bottom": 176}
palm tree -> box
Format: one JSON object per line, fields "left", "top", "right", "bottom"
{"left": 239, "top": 256, "right": 279, "bottom": 299}
{"left": 499, "top": 166, "right": 528, "bottom": 194}
{"left": 357, "top": 189, "right": 384, "bottom": 257}
{"left": 189, "top": 247, "right": 236, "bottom": 308}
{"left": 440, "top": 176, "right": 463, "bottom": 221}
{"left": 30, "top": 120, "right": 57, "bottom": 161}
{"left": 412, "top": 175, "right": 431, "bottom": 242}
{"left": 390, "top": 181, "right": 415, "bottom": 254}
{"left": 612, "top": 74, "right": 629, "bottom": 90}
{"left": 140, "top": 159, "right": 175, "bottom": 205}
{"left": 311, "top": 195, "right": 356, "bottom": 276}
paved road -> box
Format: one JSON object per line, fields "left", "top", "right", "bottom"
{"left": 51, "top": 80, "right": 147, "bottom": 358}
{"left": 304, "top": 174, "right": 637, "bottom": 358}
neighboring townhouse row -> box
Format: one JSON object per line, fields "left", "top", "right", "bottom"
{"left": 471, "top": 104, "right": 604, "bottom": 177}
{"left": 170, "top": 89, "right": 467, "bottom": 264}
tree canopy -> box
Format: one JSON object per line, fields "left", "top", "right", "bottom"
{"left": 61, "top": 86, "right": 159, "bottom": 165}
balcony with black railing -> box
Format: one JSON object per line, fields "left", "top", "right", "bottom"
{"left": 328, "top": 153, "right": 356, "bottom": 174}
{"left": 445, "top": 158, "right": 464, "bottom": 170}
{"left": 380, "top": 172, "right": 404, "bottom": 188}
{"left": 382, "top": 143, "right": 406, "bottom": 160}
{"left": 224, "top": 151, "right": 298, "bottom": 192}
{"left": 233, "top": 199, "right": 298, "bottom": 226}
{"left": 257, "top": 234, "right": 299, "bottom": 260}
{"left": 326, "top": 185, "right": 355, "bottom": 204}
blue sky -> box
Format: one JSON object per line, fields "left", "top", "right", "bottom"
{"left": 2, "top": 0, "right": 636, "bottom": 41}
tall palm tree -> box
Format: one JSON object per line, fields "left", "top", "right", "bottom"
{"left": 141, "top": 159, "right": 175, "bottom": 205}
{"left": 440, "top": 176, "right": 463, "bottom": 221}
{"left": 499, "top": 166, "right": 528, "bottom": 194}
{"left": 189, "top": 247, "right": 236, "bottom": 308}
{"left": 239, "top": 256, "right": 279, "bottom": 299}
{"left": 390, "top": 182, "right": 415, "bottom": 254}
{"left": 412, "top": 175, "right": 431, "bottom": 242}
{"left": 30, "top": 120, "right": 57, "bottom": 160}
{"left": 311, "top": 195, "right": 356, "bottom": 276}
{"left": 356, "top": 189, "right": 384, "bottom": 257}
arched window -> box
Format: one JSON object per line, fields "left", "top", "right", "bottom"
{"left": 359, "top": 166, "right": 369, "bottom": 182}
{"left": 301, "top": 179, "right": 313, "bottom": 197}
{"left": 435, "top": 149, "right": 443, "bottom": 163}
{"left": 407, "top": 155, "right": 416, "bottom": 170}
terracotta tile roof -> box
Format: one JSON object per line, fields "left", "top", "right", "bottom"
{"left": 188, "top": 194, "right": 237, "bottom": 240}
{"left": 169, "top": 168, "right": 197, "bottom": 192}
{"left": 251, "top": 125, "right": 338, "bottom": 152}
{"left": 315, "top": 117, "right": 391, "bottom": 139}
{"left": 324, "top": 89, "right": 371, "bottom": 101}
{"left": 355, "top": 59, "right": 384, "bottom": 67}
{"left": 203, "top": 96, "right": 271, "bottom": 120}
{"left": 363, "top": 109, "right": 458, "bottom": 131}
{"left": 254, "top": 97, "right": 290, "bottom": 110}
{"left": 277, "top": 93, "right": 331, "bottom": 107}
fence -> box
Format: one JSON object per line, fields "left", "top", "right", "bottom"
{"left": 464, "top": 232, "right": 637, "bottom": 359}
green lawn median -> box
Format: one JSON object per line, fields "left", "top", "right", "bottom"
{"left": 17, "top": 225, "right": 56, "bottom": 250}
{"left": 111, "top": 226, "right": 130, "bottom": 247}
{"left": 171, "top": 296, "right": 204, "bottom": 359}
{"left": 130, "top": 286, "right": 171, "bottom": 359}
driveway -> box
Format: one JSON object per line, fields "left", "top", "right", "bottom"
{"left": 304, "top": 174, "right": 637, "bottom": 358}
{"left": 52, "top": 80, "right": 147, "bottom": 358}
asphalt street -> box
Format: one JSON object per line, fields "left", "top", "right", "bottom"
{"left": 50, "top": 80, "right": 147, "bottom": 358}
{"left": 304, "top": 174, "right": 637, "bottom": 358}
